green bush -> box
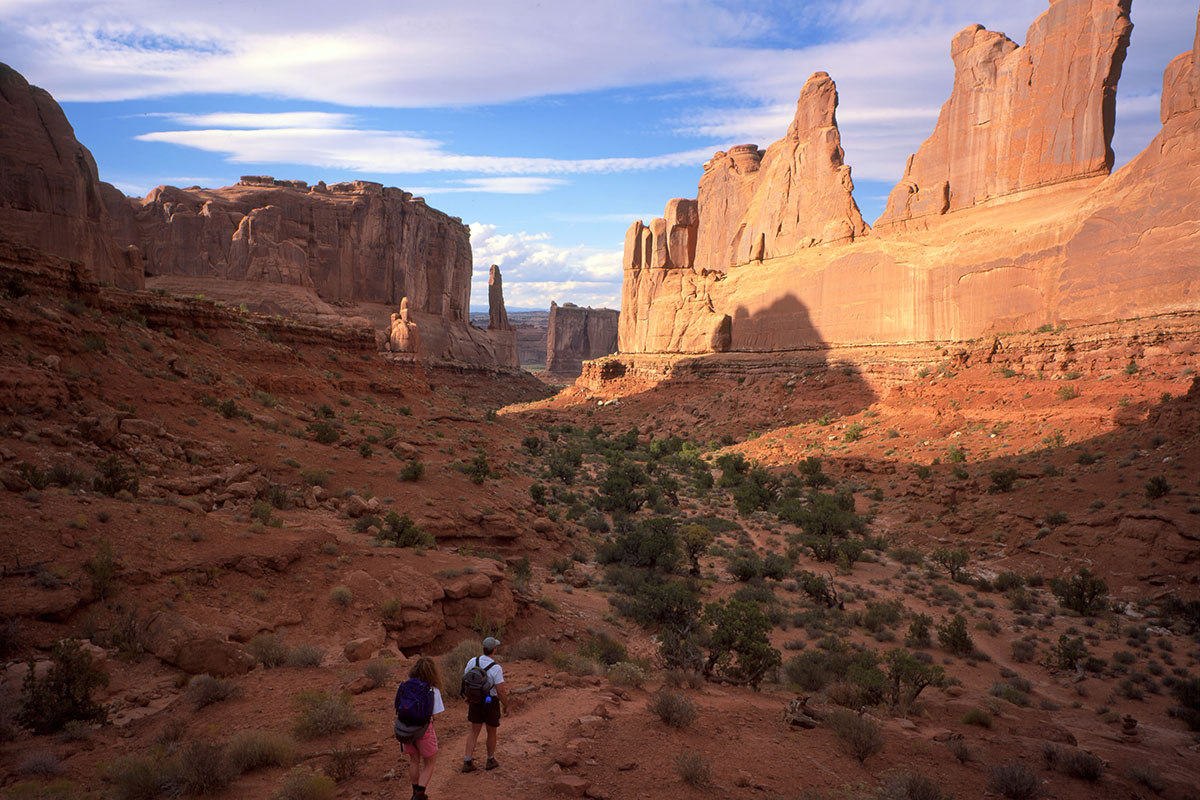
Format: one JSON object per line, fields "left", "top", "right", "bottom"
{"left": 105, "top": 754, "right": 176, "bottom": 800}
{"left": 248, "top": 633, "right": 292, "bottom": 668}
{"left": 18, "top": 640, "right": 109, "bottom": 734}
{"left": 93, "top": 456, "right": 138, "bottom": 497}
{"left": 300, "top": 469, "right": 329, "bottom": 487}
{"left": 878, "top": 771, "right": 951, "bottom": 800}
{"left": 398, "top": 458, "right": 425, "bottom": 482}
{"left": 374, "top": 512, "right": 434, "bottom": 548}
{"left": 674, "top": 751, "right": 712, "bottom": 787}
{"left": 988, "top": 763, "right": 1041, "bottom": 800}
{"left": 84, "top": 540, "right": 119, "bottom": 600}
{"left": 1169, "top": 676, "right": 1200, "bottom": 731}
{"left": 187, "top": 674, "right": 239, "bottom": 709}
{"left": 306, "top": 421, "right": 339, "bottom": 445}
{"left": 1145, "top": 475, "right": 1172, "bottom": 500}
{"left": 961, "top": 707, "right": 992, "bottom": 728}
{"left": 1049, "top": 569, "right": 1108, "bottom": 616}
{"left": 937, "top": 615, "right": 974, "bottom": 657}
{"left": 177, "top": 739, "right": 234, "bottom": 794}
{"left": 227, "top": 730, "right": 297, "bottom": 774}
{"left": 988, "top": 468, "right": 1018, "bottom": 494}
{"left": 702, "top": 598, "right": 781, "bottom": 688}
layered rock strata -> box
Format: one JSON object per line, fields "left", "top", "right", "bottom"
{"left": 545, "top": 302, "right": 620, "bottom": 376}
{"left": 0, "top": 63, "right": 142, "bottom": 289}
{"left": 618, "top": 0, "right": 1198, "bottom": 356}
{"left": 876, "top": 0, "right": 1133, "bottom": 229}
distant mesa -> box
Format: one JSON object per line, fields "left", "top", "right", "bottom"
{"left": 619, "top": 0, "right": 1200, "bottom": 356}
{"left": 545, "top": 301, "right": 620, "bottom": 377}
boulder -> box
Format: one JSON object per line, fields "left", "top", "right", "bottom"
{"left": 143, "top": 611, "right": 255, "bottom": 676}
{"left": 343, "top": 633, "right": 383, "bottom": 663}
{"left": 552, "top": 775, "right": 591, "bottom": 797}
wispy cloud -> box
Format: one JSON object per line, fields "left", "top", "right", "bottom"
{"left": 135, "top": 123, "right": 719, "bottom": 177}
{"left": 409, "top": 177, "right": 568, "bottom": 195}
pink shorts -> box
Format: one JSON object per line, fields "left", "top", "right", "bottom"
{"left": 401, "top": 723, "right": 438, "bottom": 758}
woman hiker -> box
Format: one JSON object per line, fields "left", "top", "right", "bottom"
{"left": 401, "top": 657, "right": 445, "bottom": 800}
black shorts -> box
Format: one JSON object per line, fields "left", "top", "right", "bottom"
{"left": 467, "top": 700, "right": 501, "bottom": 727}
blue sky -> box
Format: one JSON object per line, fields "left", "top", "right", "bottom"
{"left": 1, "top": 0, "right": 1194, "bottom": 311}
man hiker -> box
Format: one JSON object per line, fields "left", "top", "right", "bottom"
{"left": 461, "top": 636, "right": 508, "bottom": 772}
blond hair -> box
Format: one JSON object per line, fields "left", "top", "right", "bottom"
{"left": 409, "top": 656, "right": 442, "bottom": 690}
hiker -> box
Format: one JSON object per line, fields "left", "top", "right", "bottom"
{"left": 461, "top": 636, "right": 509, "bottom": 772}
{"left": 395, "top": 657, "right": 445, "bottom": 800}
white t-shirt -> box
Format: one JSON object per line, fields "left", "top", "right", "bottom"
{"left": 463, "top": 654, "right": 505, "bottom": 695}
{"left": 430, "top": 687, "right": 445, "bottom": 715}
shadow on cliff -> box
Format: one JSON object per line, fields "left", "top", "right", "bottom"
{"left": 513, "top": 291, "right": 880, "bottom": 444}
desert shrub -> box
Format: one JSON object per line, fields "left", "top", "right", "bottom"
{"left": 300, "top": 469, "right": 329, "bottom": 487}
{"left": 307, "top": 420, "right": 339, "bottom": 445}
{"left": 1145, "top": 475, "right": 1172, "bottom": 500}
{"left": 84, "top": 540, "right": 119, "bottom": 600}
{"left": 374, "top": 511, "right": 434, "bottom": 548}
{"left": 17, "top": 750, "right": 62, "bottom": 776}
{"left": 937, "top": 614, "right": 974, "bottom": 656}
{"left": 905, "top": 614, "right": 933, "bottom": 648}
{"left": 599, "top": 516, "right": 681, "bottom": 572}
{"left": 826, "top": 709, "right": 884, "bottom": 762}
{"left": 607, "top": 662, "right": 647, "bottom": 688}
{"left": 506, "top": 637, "right": 552, "bottom": 663}
{"left": 330, "top": 586, "right": 352, "bottom": 608}
{"left": 988, "top": 763, "right": 1041, "bottom": 800}
{"left": 93, "top": 456, "right": 138, "bottom": 497}
{"left": 990, "top": 681, "right": 1030, "bottom": 707}
{"left": 440, "top": 639, "right": 482, "bottom": 695}
{"left": 945, "top": 738, "right": 973, "bottom": 764}
{"left": 105, "top": 755, "right": 177, "bottom": 800}
{"left": 249, "top": 633, "right": 291, "bottom": 668}
{"left": 674, "top": 751, "right": 712, "bottom": 787}
{"left": 325, "top": 744, "right": 367, "bottom": 782}
{"left": 1043, "top": 744, "right": 1104, "bottom": 781}
{"left": 783, "top": 650, "right": 833, "bottom": 692}
{"left": 994, "top": 571, "right": 1025, "bottom": 591}
{"left": 187, "top": 674, "right": 240, "bottom": 709}
{"left": 988, "top": 468, "right": 1018, "bottom": 494}
{"left": 581, "top": 631, "right": 627, "bottom": 665}
{"left": 878, "top": 772, "right": 950, "bottom": 800}
{"left": 960, "top": 707, "right": 992, "bottom": 728}
{"left": 890, "top": 548, "right": 924, "bottom": 566}
{"left": 1050, "top": 569, "right": 1108, "bottom": 616}
{"left": 1169, "top": 676, "right": 1200, "bottom": 731}
{"left": 250, "top": 501, "right": 273, "bottom": 525}
{"left": 362, "top": 661, "right": 391, "bottom": 689}
{"left": 648, "top": 689, "right": 697, "bottom": 728}
{"left": 664, "top": 669, "right": 704, "bottom": 690}
{"left": 1011, "top": 638, "right": 1037, "bottom": 663}
{"left": 178, "top": 739, "right": 235, "bottom": 794}
{"left": 1053, "top": 635, "right": 1088, "bottom": 670}
{"left": 18, "top": 639, "right": 109, "bottom": 734}
{"left": 1125, "top": 764, "right": 1166, "bottom": 794}
{"left": 273, "top": 766, "right": 336, "bottom": 800}
{"left": 286, "top": 644, "right": 325, "bottom": 668}
{"left": 227, "top": 729, "right": 296, "bottom": 774}
{"left": 292, "top": 690, "right": 361, "bottom": 739}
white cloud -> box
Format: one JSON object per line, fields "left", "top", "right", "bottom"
{"left": 468, "top": 222, "right": 621, "bottom": 310}
{"left": 135, "top": 123, "right": 719, "bottom": 177}
{"left": 150, "top": 111, "right": 358, "bottom": 129}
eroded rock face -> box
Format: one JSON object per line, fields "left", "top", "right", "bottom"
{"left": 545, "top": 302, "right": 620, "bottom": 376}
{"left": 728, "top": 72, "right": 868, "bottom": 263}
{"left": 876, "top": 0, "right": 1133, "bottom": 229}
{"left": 485, "top": 264, "right": 519, "bottom": 368}
{"left": 129, "top": 178, "right": 471, "bottom": 317}
{"left": 617, "top": 1, "right": 1199, "bottom": 355}
{"left": 0, "top": 63, "right": 142, "bottom": 289}
{"left": 694, "top": 145, "right": 763, "bottom": 273}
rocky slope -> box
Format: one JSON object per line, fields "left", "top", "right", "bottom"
{"left": 618, "top": 0, "right": 1198, "bottom": 356}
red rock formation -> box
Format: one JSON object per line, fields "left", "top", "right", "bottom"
{"left": 876, "top": 0, "right": 1133, "bottom": 229}
{"left": 694, "top": 145, "right": 762, "bottom": 272}
{"left": 129, "top": 177, "right": 471, "bottom": 319}
{"left": 488, "top": 264, "right": 511, "bottom": 331}
{"left": 617, "top": 1, "right": 1200, "bottom": 355}
{"left": 545, "top": 302, "right": 620, "bottom": 376}
{"left": 0, "top": 63, "right": 142, "bottom": 289}
{"left": 728, "top": 72, "right": 868, "bottom": 264}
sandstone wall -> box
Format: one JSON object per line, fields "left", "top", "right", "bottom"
{"left": 0, "top": 63, "right": 142, "bottom": 289}
{"left": 876, "top": 0, "right": 1133, "bottom": 229}
{"left": 545, "top": 302, "right": 620, "bottom": 376}
{"left": 618, "top": 1, "right": 1199, "bottom": 356}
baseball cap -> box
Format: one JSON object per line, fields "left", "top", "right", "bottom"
{"left": 482, "top": 636, "right": 501, "bottom": 649}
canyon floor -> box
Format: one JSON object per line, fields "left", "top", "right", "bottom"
{"left": 1, "top": 255, "right": 1198, "bottom": 800}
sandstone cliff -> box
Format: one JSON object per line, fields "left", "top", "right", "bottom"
{"left": 617, "top": 0, "right": 1200, "bottom": 355}
{"left": 0, "top": 63, "right": 142, "bottom": 289}
{"left": 876, "top": 0, "right": 1133, "bottom": 229}
{"left": 545, "top": 302, "right": 620, "bottom": 376}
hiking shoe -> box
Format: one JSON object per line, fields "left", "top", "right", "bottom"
{"left": 461, "top": 760, "right": 477, "bottom": 773}
{"left": 485, "top": 757, "right": 500, "bottom": 771}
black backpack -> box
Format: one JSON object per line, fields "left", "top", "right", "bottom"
{"left": 460, "top": 656, "right": 499, "bottom": 704}
{"left": 393, "top": 678, "right": 434, "bottom": 744}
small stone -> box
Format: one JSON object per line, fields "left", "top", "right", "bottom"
{"left": 552, "top": 775, "right": 590, "bottom": 797}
